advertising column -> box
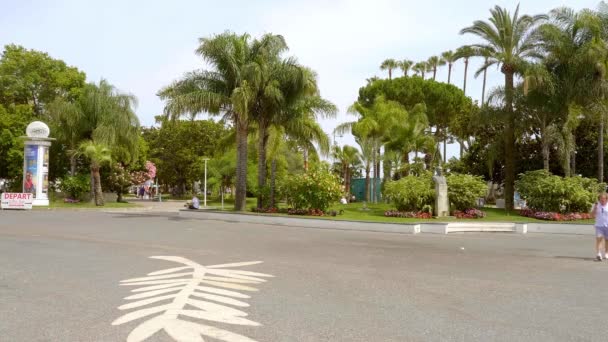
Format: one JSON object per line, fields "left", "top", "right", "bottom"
{"left": 21, "top": 121, "right": 54, "bottom": 206}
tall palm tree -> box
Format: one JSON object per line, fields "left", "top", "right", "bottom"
{"left": 159, "top": 32, "right": 283, "bottom": 211}
{"left": 454, "top": 46, "right": 475, "bottom": 95}
{"left": 380, "top": 59, "right": 399, "bottom": 80}
{"left": 427, "top": 56, "right": 446, "bottom": 81}
{"left": 399, "top": 60, "right": 414, "bottom": 76}
{"left": 441, "top": 51, "right": 457, "bottom": 84}
{"left": 252, "top": 57, "right": 335, "bottom": 208}
{"left": 77, "top": 141, "right": 112, "bottom": 206}
{"left": 461, "top": 5, "right": 546, "bottom": 211}
{"left": 412, "top": 62, "right": 427, "bottom": 79}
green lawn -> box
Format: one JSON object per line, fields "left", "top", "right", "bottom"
{"left": 41, "top": 200, "right": 140, "bottom": 209}
{"left": 206, "top": 199, "right": 593, "bottom": 224}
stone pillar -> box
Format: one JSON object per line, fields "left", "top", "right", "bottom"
{"left": 432, "top": 167, "right": 449, "bottom": 217}
{"left": 21, "top": 121, "right": 55, "bottom": 206}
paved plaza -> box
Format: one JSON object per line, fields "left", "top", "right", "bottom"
{"left": 0, "top": 210, "right": 606, "bottom": 341}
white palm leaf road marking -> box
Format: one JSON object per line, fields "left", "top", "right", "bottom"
{"left": 113, "top": 256, "right": 273, "bottom": 342}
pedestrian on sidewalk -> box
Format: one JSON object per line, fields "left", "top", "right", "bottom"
{"left": 591, "top": 193, "right": 608, "bottom": 261}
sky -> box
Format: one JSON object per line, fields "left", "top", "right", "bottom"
{"left": 0, "top": 0, "right": 600, "bottom": 159}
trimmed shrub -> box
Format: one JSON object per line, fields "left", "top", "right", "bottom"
{"left": 59, "top": 174, "right": 90, "bottom": 200}
{"left": 384, "top": 174, "right": 434, "bottom": 212}
{"left": 446, "top": 174, "right": 487, "bottom": 211}
{"left": 516, "top": 170, "right": 603, "bottom": 213}
{"left": 282, "top": 167, "right": 342, "bottom": 212}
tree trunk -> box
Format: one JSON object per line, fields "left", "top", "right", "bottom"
{"left": 92, "top": 166, "right": 104, "bottom": 206}
{"left": 90, "top": 172, "right": 95, "bottom": 204}
{"left": 599, "top": 111, "right": 604, "bottom": 182}
{"left": 388, "top": 69, "right": 392, "bottom": 80}
{"left": 541, "top": 118, "right": 550, "bottom": 171}
{"left": 443, "top": 131, "right": 447, "bottom": 164}
{"left": 463, "top": 59, "right": 469, "bottom": 95}
{"left": 447, "top": 63, "right": 452, "bottom": 84}
{"left": 433, "top": 68, "right": 437, "bottom": 81}
{"left": 504, "top": 70, "right": 515, "bottom": 212}
{"left": 117, "top": 191, "right": 123, "bottom": 203}
{"left": 70, "top": 154, "right": 77, "bottom": 176}
{"left": 257, "top": 120, "right": 269, "bottom": 209}
{"left": 375, "top": 148, "right": 381, "bottom": 203}
{"left": 345, "top": 166, "right": 351, "bottom": 200}
{"left": 270, "top": 158, "right": 277, "bottom": 208}
{"left": 235, "top": 117, "right": 248, "bottom": 211}
{"left": 401, "top": 151, "right": 410, "bottom": 178}
{"left": 459, "top": 139, "right": 463, "bottom": 159}
{"left": 481, "top": 62, "right": 488, "bottom": 105}
{"left": 303, "top": 148, "right": 309, "bottom": 172}
{"left": 364, "top": 165, "right": 370, "bottom": 202}
{"left": 383, "top": 159, "right": 391, "bottom": 183}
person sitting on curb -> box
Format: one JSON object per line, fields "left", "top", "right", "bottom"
{"left": 185, "top": 195, "right": 200, "bottom": 210}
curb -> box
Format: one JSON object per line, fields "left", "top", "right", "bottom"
{"left": 179, "top": 210, "right": 595, "bottom": 236}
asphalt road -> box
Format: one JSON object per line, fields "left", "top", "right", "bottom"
{"left": 0, "top": 210, "right": 606, "bottom": 342}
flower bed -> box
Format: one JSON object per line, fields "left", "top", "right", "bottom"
{"left": 384, "top": 210, "right": 432, "bottom": 219}
{"left": 453, "top": 208, "right": 486, "bottom": 219}
{"left": 251, "top": 207, "right": 280, "bottom": 214}
{"left": 520, "top": 208, "right": 592, "bottom": 221}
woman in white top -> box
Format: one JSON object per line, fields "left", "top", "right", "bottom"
{"left": 590, "top": 193, "right": 608, "bottom": 261}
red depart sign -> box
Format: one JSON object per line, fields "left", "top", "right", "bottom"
{"left": 1, "top": 192, "right": 33, "bottom": 209}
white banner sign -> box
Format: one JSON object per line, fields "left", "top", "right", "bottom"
{"left": 1, "top": 192, "right": 33, "bottom": 210}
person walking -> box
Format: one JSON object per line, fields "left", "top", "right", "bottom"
{"left": 591, "top": 193, "right": 608, "bottom": 261}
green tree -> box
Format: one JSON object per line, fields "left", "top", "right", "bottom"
{"left": 0, "top": 44, "right": 85, "bottom": 116}
{"left": 142, "top": 118, "right": 228, "bottom": 197}
{"left": 380, "top": 59, "right": 399, "bottom": 80}
{"left": 461, "top": 4, "right": 546, "bottom": 211}
{"left": 159, "top": 32, "right": 286, "bottom": 211}
{"left": 0, "top": 104, "right": 32, "bottom": 187}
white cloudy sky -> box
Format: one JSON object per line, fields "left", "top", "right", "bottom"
{"left": 0, "top": 0, "right": 599, "bottom": 158}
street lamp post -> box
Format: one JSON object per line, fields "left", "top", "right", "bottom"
{"left": 203, "top": 158, "right": 209, "bottom": 208}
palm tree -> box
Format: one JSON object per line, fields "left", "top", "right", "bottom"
{"left": 336, "top": 97, "right": 413, "bottom": 203}
{"left": 380, "top": 59, "right": 399, "bottom": 80}
{"left": 454, "top": 46, "right": 475, "bottom": 95}
{"left": 461, "top": 5, "right": 546, "bottom": 211}
{"left": 48, "top": 80, "right": 140, "bottom": 197}
{"left": 355, "top": 137, "right": 373, "bottom": 202}
{"left": 441, "top": 51, "right": 457, "bottom": 84}
{"left": 252, "top": 58, "right": 320, "bottom": 208}
{"left": 332, "top": 145, "right": 361, "bottom": 198}
{"left": 412, "top": 62, "right": 427, "bottom": 79}
{"left": 427, "top": 56, "right": 446, "bottom": 81}
{"left": 77, "top": 141, "right": 112, "bottom": 206}
{"left": 399, "top": 60, "right": 414, "bottom": 76}
{"left": 159, "top": 32, "right": 283, "bottom": 211}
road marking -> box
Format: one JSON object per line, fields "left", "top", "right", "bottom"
{"left": 113, "top": 256, "right": 273, "bottom": 342}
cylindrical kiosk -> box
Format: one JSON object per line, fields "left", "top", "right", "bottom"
{"left": 21, "top": 121, "right": 54, "bottom": 206}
